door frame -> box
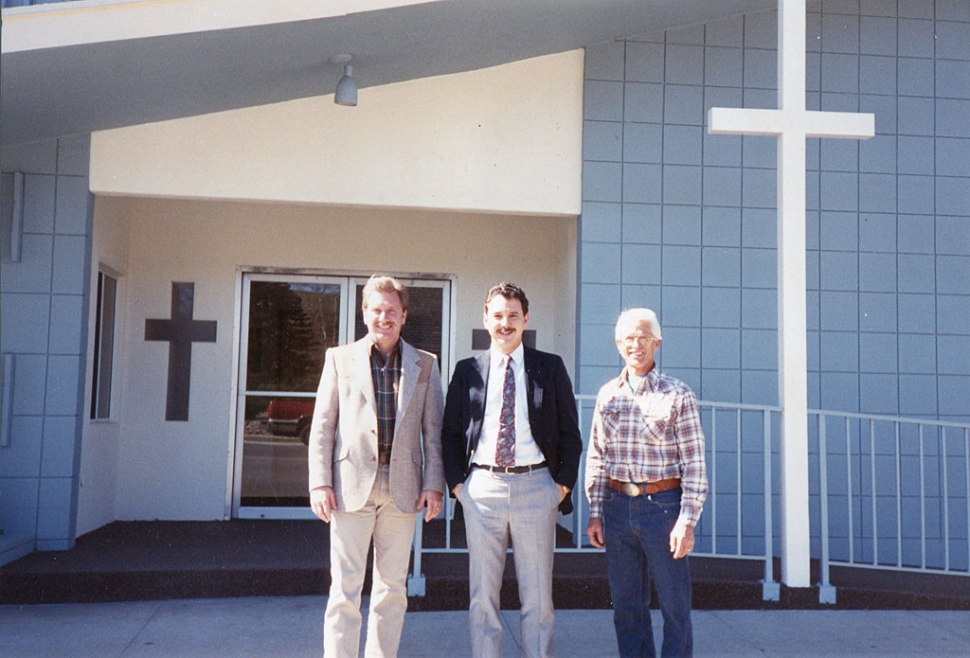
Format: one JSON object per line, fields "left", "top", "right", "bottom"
{"left": 225, "top": 267, "right": 455, "bottom": 520}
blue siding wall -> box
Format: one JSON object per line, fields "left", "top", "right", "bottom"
{"left": 580, "top": 0, "right": 969, "bottom": 569}
{"left": 1, "top": 137, "right": 92, "bottom": 551}
{"left": 579, "top": 1, "right": 970, "bottom": 424}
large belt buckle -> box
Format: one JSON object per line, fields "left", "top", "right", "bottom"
{"left": 621, "top": 482, "right": 642, "bottom": 497}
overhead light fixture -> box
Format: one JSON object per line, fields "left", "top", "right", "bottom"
{"left": 332, "top": 54, "right": 357, "bottom": 107}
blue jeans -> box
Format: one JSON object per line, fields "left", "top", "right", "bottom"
{"left": 603, "top": 487, "right": 693, "bottom": 658}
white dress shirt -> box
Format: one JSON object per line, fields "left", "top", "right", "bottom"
{"left": 472, "top": 344, "right": 545, "bottom": 467}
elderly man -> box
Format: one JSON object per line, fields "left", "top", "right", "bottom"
{"left": 585, "top": 308, "right": 708, "bottom": 658}
{"left": 443, "top": 282, "right": 583, "bottom": 658}
{"left": 308, "top": 275, "right": 445, "bottom": 658}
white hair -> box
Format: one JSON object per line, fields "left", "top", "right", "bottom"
{"left": 615, "top": 308, "right": 662, "bottom": 341}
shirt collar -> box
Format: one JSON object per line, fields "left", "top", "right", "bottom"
{"left": 620, "top": 365, "right": 658, "bottom": 391}
{"left": 490, "top": 342, "right": 524, "bottom": 368}
{"left": 369, "top": 337, "right": 401, "bottom": 363}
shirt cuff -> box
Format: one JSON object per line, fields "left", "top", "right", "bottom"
{"left": 679, "top": 503, "right": 702, "bottom": 527}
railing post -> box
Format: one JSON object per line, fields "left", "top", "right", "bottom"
{"left": 408, "top": 515, "right": 426, "bottom": 596}
{"left": 817, "top": 415, "right": 836, "bottom": 604}
{"left": 574, "top": 400, "right": 588, "bottom": 548}
{"left": 762, "top": 409, "right": 780, "bottom": 601}
{"left": 735, "top": 410, "right": 742, "bottom": 546}
{"left": 845, "top": 417, "right": 854, "bottom": 564}
{"left": 919, "top": 426, "right": 926, "bottom": 569}
{"left": 965, "top": 429, "right": 970, "bottom": 575}
{"left": 942, "top": 427, "right": 951, "bottom": 572}
{"left": 869, "top": 420, "right": 879, "bottom": 567}
{"left": 574, "top": 453, "right": 585, "bottom": 548}
{"left": 895, "top": 422, "right": 902, "bottom": 568}
{"left": 710, "top": 409, "right": 718, "bottom": 556}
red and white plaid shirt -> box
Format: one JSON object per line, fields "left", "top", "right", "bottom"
{"left": 585, "top": 367, "right": 708, "bottom": 526}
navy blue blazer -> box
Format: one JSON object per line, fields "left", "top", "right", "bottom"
{"left": 442, "top": 346, "right": 583, "bottom": 514}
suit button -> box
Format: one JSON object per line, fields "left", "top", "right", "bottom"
{"left": 369, "top": 456, "right": 376, "bottom": 461}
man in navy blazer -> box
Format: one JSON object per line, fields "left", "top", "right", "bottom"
{"left": 443, "top": 282, "right": 582, "bottom": 658}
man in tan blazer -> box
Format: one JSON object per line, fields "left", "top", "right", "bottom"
{"left": 308, "top": 275, "right": 445, "bottom": 658}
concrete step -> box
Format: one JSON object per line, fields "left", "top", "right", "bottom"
{"left": 1, "top": 520, "right": 967, "bottom": 610}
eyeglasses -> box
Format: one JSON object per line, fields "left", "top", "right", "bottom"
{"left": 618, "top": 334, "right": 655, "bottom": 346}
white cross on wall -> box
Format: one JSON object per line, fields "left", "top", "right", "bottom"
{"left": 707, "top": 0, "right": 874, "bottom": 593}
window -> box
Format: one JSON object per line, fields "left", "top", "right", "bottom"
{"left": 91, "top": 271, "right": 117, "bottom": 420}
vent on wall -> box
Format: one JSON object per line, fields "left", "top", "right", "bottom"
{"left": 0, "top": 171, "right": 24, "bottom": 263}
{"left": 1, "top": 353, "right": 14, "bottom": 448}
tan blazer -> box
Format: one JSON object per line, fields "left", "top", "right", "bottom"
{"left": 307, "top": 337, "right": 445, "bottom": 514}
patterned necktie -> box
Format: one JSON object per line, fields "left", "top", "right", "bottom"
{"left": 495, "top": 355, "right": 516, "bottom": 467}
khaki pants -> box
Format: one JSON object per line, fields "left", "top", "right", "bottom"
{"left": 324, "top": 466, "right": 416, "bottom": 658}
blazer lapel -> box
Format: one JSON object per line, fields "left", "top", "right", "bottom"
{"left": 474, "top": 351, "right": 490, "bottom": 409}
{"left": 523, "top": 348, "right": 544, "bottom": 428}
{"left": 354, "top": 338, "right": 377, "bottom": 413}
{"left": 468, "top": 351, "right": 490, "bottom": 447}
{"left": 394, "top": 340, "right": 420, "bottom": 435}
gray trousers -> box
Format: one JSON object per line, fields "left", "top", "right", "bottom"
{"left": 458, "top": 466, "right": 561, "bottom": 658}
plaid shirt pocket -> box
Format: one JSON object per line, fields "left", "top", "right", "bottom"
{"left": 636, "top": 395, "right": 675, "bottom": 444}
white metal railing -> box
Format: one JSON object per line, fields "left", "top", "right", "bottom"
{"left": 813, "top": 411, "right": 970, "bottom": 597}
{"left": 408, "top": 398, "right": 970, "bottom": 604}
{"left": 693, "top": 401, "right": 782, "bottom": 601}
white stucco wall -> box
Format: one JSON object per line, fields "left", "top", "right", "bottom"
{"left": 76, "top": 196, "right": 131, "bottom": 535}
{"left": 111, "top": 199, "right": 575, "bottom": 521}
{"left": 90, "top": 51, "right": 584, "bottom": 216}
{"left": 81, "top": 50, "right": 583, "bottom": 524}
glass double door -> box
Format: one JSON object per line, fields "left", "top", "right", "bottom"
{"left": 232, "top": 273, "right": 451, "bottom": 518}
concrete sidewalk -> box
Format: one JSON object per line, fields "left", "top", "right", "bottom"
{"left": 3, "top": 596, "right": 969, "bottom": 657}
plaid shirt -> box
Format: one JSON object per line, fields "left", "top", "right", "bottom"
{"left": 585, "top": 367, "right": 708, "bottom": 526}
{"left": 370, "top": 342, "right": 402, "bottom": 457}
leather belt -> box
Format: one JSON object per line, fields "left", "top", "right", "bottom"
{"left": 378, "top": 453, "right": 391, "bottom": 465}
{"left": 472, "top": 461, "right": 547, "bottom": 475}
{"left": 608, "top": 477, "right": 680, "bottom": 497}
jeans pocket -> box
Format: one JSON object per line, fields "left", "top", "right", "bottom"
{"left": 656, "top": 500, "right": 681, "bottom": 522}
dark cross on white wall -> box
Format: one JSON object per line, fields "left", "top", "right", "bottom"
{"left": 145, "top": 282, "right": 217, "bottom": 421}
{"left": 707, "top": 0, "right": 874, "bottom": 595}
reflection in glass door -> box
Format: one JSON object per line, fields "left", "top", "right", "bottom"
{"left": 352, "top": 283, "right": 445, "bottom": 357}
{"left": 235, "top": 276, "right": 345, "bottom": 516}
{"left": 233, "top": 274, "right": 451, "bottom": 518}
